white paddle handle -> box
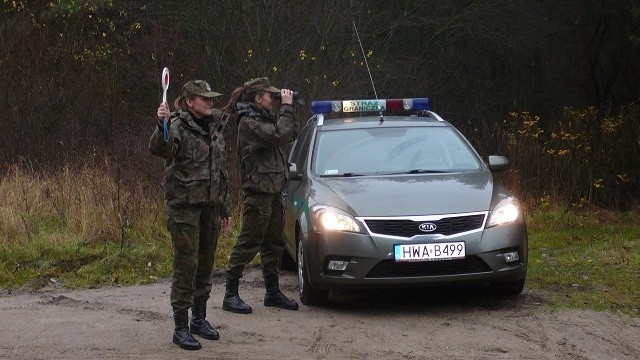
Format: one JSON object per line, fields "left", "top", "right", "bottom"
{"left": 161, "top": 67, "right": 170, "bottom": 142}
{"left": 161, "top": 67, "right": 170, "bottom": 104}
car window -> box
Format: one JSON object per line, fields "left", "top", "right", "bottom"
{"left": 313, "top": 127, "right": 481, "bottom": 176}
{"left": 289, "top": 126, "right": 313, "bottom": 170}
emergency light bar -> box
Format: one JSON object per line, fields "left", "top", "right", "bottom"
{"left": 311, "top": 98, "right": 431, "bottom": 115}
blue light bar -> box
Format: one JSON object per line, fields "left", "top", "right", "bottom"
{"left": 311, "top": 101, "right": 334, "bottom": 114}
{"left": 413, "top": 98, "right": 431, "bottom": 111}
{"left": 311, "top": 98, "right": 431, "bottom": 114}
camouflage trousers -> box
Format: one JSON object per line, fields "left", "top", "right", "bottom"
{"left": 226, "top": 192, "right": 284, "bottom": 282}
{"left": 166, "top": 204, "right": 221, "bottom": 312}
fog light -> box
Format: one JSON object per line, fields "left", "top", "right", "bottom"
{"left": 327, "top": 260, "right": 349, "bottom": 271}
{"left": 504, "top": 251, "right": 520, "bottom": 262}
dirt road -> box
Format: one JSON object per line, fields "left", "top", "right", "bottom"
{"left": 1, "top": 268, "right": 638, "bottom": 359}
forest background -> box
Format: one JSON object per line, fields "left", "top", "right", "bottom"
{"left": 1, "top": 1, "right": 639, "bottom": 292}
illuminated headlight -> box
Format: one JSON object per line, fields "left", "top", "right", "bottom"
{"left": 487, "top": 197, "right": 521, "bottom": 227}
{"left": 312, "top": 205, "right": 362, "bottom": 233}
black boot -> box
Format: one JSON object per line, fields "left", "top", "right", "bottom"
{"left": 222, "top": 280, "right": 252, "bottom": 314}
{"left": 173, "top": 309, "right": 201, "bottom": 350}
{"left": 264, "top": 275, "right": 299, "bottom": 310}
{"left": 190, "top": 303, "right": 220, "bottom": 340}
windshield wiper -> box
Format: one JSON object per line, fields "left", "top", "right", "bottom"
{"left": 408, "top": 169, "right": 447, "bottom": 174}
{"left": 379, "top": 169, "right": 448, "bottom": 175}
{"left": 321, "top": 172, "right": 366, "bottom": 177}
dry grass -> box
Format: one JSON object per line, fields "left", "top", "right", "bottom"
{"left": 0, "top": 162, "right": 173, "bottom": 287}
{"left": 0, "top": 163, "right": 158, "bottom": 246}
{"left": 0, "top": 162, "right": 241, "bottom": 289}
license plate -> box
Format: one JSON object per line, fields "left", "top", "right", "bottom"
{"left": 394, "top": 242, "right": 466, "bottom": 262}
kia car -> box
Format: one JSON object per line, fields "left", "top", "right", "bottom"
{"left": 281, "top": 98, "right": 527, "bottom": 305}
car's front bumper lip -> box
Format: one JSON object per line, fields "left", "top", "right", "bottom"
{"left": 316, "top": 260, "right": 526, "bottom": 290}
{"left": 305, "top": 221, "right": 528, "bottom": 290}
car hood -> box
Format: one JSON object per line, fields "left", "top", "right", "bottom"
{"left": 310, "top": 172, "right": 496, "bottom": 216}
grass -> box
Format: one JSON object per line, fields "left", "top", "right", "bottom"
{"left": 0, "top": 165, "right": 638, "bottom": 316}
{"left": 0, "top": 163, "right": 242, "bottom": 289}
{"left": 0, "top": 213, "right": 242, "bottom": 289}
{"left": 526, "top": 207, "right": 640, "bottom": 315}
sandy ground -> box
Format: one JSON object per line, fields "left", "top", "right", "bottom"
{"left": 1, "top": 268, "right": 639, "bottom": 360}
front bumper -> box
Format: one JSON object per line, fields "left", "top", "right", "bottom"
{"left": 304, "top": 220, "right": 528, "bottom": 290}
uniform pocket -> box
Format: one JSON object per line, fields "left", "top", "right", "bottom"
{"left": 243, "top": 194, "right": 274, "bottom": 235}
{"left": 166, "top": 176, "right": 209, "bottom": 205}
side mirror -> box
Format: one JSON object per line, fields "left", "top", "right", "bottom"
{"left": 488, "top": 155, "right": 509, "bottom": 172}
{"left": 289, "top": 163, "right": 302, "bottom": 181}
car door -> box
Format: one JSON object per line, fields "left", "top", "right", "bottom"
{"left": 283, "top": 126, "right": 313, "bottom": 252}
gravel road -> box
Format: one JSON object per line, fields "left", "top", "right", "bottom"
{"left": 1, "top": 268, "right": 638, "bottom": 359}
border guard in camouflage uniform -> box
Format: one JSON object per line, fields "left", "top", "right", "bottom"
{"left": 221, "top": 77, "right": 298, "bottom": 314}
{"left": 150, "top": 80, "right": 232, "bottom": 350}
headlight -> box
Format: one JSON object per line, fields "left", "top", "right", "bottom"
{"left": 311, "top": 205, "right": 362, "bottom": 233}
{"left": 487, "top": 197, "right": 520, "bottom": 227}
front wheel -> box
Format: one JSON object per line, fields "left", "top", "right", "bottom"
{"left": 297, "top": 237, "right": 328, "bottom": 305}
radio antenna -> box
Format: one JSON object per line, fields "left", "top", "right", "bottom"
{"left": 352, "top": 21, "right": 378, "bottom": 100}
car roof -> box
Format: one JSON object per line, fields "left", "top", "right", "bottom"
{"left": 311, "top": 114, "right": 451, "bottom": 131}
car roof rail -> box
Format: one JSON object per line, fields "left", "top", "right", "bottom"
{"left": 418, "top": 110, "right": 445, "bottom": 122}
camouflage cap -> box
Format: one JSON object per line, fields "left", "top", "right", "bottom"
{"left": 244, "top": 77, "right": 280, "bottom": 94}
{"left": 181, "top": 80, "right": 223, "bottom": 98}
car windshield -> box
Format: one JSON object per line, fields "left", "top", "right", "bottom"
{"left": 313, "top": 126, "right": 481, "bottom": 177}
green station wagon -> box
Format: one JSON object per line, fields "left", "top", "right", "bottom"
{"left": 281, "top": 98, "right": 528, "bottom": 305}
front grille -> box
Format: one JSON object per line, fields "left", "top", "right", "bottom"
{"left": 364, "top": 214, "right": 485, "bottom": 237}
{"left": 365, "top": 256, "right": 491, "bottom": 278}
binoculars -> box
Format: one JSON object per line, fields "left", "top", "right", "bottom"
{"left": 274, "top": 91, "right": 305, "bottom": 105}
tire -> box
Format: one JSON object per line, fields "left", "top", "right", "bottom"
{"left": 279, "top": 247, "right": 297, "bottom": 271}
{"left": 491, "top": 278, "right": 526, "bottom": 296}
{"left": 297, "top": 237, "right": 328, "bottom": 305}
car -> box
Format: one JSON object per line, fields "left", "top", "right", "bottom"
{"left": 280, "top": 98, "right": 528, "bottom": 305}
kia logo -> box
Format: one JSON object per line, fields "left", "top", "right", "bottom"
{"left": 418, "top": 223, "right": 437, "bottom": 232}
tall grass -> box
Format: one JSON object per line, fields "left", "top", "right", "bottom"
{"left": 0, "top": 162, "right": 239, "bottom": 288}
{"left": 0, "top": 162, "right": 155, "bottom": 246}
{"left": 0, "top": 162, "right": 149, "bottom": 286}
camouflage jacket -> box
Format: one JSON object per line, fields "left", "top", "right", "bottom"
{"left": 236, "top": 102, "right": 296, "bottom": 194}
{"left": 149, "top": 108, "right": 231, "bottom": 216}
